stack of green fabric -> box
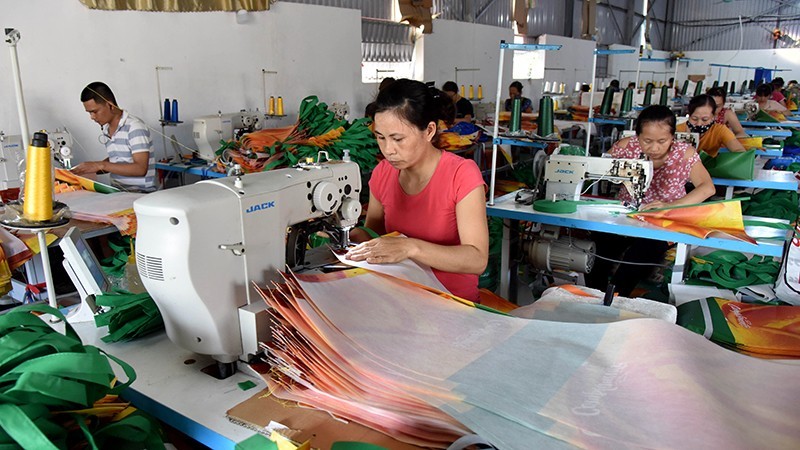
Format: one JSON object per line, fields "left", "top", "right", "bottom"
{"left": 0, "top": 305, "right": 165, "bottom": 449}
{"left": 686, "top": 250, "right": 780, "bottom": 290}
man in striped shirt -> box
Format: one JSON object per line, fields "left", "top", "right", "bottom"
{"left": 74, "top": 82, "right": 156, "bottom": 192}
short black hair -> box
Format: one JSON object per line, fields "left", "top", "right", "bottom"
{"left": 509, "top": 81, "right": 523, "bottom": 92}
{"left": 755, "top": 83, "right": 773, "bottom": 97}
{"left": 687, "top": 94, "right": 717, "bottom": 115}
{"left": 707, "top": 86, "right": 727, "bottom": 102}
{"left": 378, "top": 77, "right": 395, "bottom": 91}
{"left": 442, "top": 81, "right": 458, "bottom": 93}
{"left": 80, "top": 81, "right": 117, "bottom": 107}
{"left": 772, "top": 77, "right": 785, "bottom": 88}
{"left": 635, "top": 105, "right": 676, "bottom": 135}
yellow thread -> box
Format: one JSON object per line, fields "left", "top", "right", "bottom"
{"left": 276, "top": 96, "right": 284, "bottom": 116}
{"left": 23, "top": 142, "right": 53, "bottom": 221}
{"left": 269, "top": 96, "right": 276, "bottom": 115}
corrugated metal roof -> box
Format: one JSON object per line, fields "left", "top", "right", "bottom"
{"left": 669, "top": 0, "right": 800, "bottom": 51}
{"left": 361, "top": 18, "right": 416, "bottom": 62}
{"left": 526, "top": 0, "right": 567, "bottom": 37}
{"left": 432, "top": 0, "right": 466, "bottom": 21}
{"left": 473, "top": 0, "right": 512, "bottom": 28}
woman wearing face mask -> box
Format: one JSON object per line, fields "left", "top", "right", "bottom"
{"left": 676, "top": 94, "right": 746, "bottom": 157}
{"left": 346, "top": 79, "right": 489, "bottom": 302}
{"left": 585, "top": 105, "right": 715, "bottom": 297}
{"left": 707, "top": 87, "right": 747, "bottom": 137}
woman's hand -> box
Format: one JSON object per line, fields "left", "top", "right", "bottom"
{"left": 641, "top": 200, "right": 668, "bottom": 211}
{"left": 345, "top": 236, "right": 415, "bottom": 264}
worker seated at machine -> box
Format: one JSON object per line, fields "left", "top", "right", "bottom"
{"left": 346, "top": 79, "right": 489, "bottom": 303}
{"left": 585, "top": 105, "right": 715, "bottom": 297}
{"left": 676, "top": 94, "right": 745, "bottom": 157}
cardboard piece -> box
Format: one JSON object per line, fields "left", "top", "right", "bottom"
{"left": 226, "top": 389, "right": 421, "bottom": 450}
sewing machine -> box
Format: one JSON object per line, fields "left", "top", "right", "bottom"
{"left": 193, "top": 111, "right": 263, "bottom": 161}
{"left": 0, "top": 132, "right": 24, "bottom": 190}
{"left": 726, "top": 100, "right": 759, "bottom": 120}
{"left": 543, "top": 154, "right": 653, "bottom": 205}
{"left": 134, "top": 157, "right": 362, "bottom": 377}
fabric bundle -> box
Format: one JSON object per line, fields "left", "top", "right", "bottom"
{"left": 628, "top": 199, "right": 755, "bottom": 243}
{"left": 94, "top": 291, "right": 164, "bottom": 343}
{"left": 257, "top": 268, "right": 800, "bottom": 449}
{"left": 687, "top": 250, "right": 780, "bottom": 289}
{"left": 678, "top": 297, "right": 800, "bottom": 358}
{"left": 54, "top": 189, "right": 142, "bottom": 236}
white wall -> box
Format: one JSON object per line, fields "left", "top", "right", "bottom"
{"left": 682, "top": 49, "right": 800, "bottom": 87}
{"left": 0, "top": 1, "right": 363, "bottom": 163}
{"left": 607, "top": 44, "right": 672, "bottom": 88}
{"left": 539, "top": 34, "right": 595, "bottom": 97}
{"left": 419, "top": 20, "right": 513, "bottom": 105}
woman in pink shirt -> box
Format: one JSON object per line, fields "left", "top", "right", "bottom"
{"left": 346, "top": 79, "right": 489, "bottom": 301}
{"left": 585, "top": 105, "right": 715, "bottom": 297}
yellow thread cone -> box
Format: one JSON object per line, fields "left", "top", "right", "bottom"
{"left": 276, "top": 96, "right": 284, "bottom": 116}
{"left": 268, "top": 96, "right": 275, "bottom": 115}
{"left": 23, "top": 133, "right": 53, "bottom": 222}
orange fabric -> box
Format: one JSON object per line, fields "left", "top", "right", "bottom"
{"left": 676, "top": 122, "right": 735, "bottom": 157}
{"left": 628, "top": 200, "right": 755, "bottom": 243}
{"left": 477, "top": 289, "right": 518, "bottom": 313}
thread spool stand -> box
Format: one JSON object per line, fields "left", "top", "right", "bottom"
{"left": 1, "top": 212, "right": 70, "bottom": 322}
{"left": 261, "top": 69, "right": 286, "bottom": 118}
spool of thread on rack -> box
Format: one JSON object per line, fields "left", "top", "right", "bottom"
{"left": 460, "top": 85, "right": 465, "bottom": 98}
{"left": 268, "top": 96, "right": 275, "bottom": 115}
{"left": 23, "top": 132, "right": 53, "bottom": 222}
{"left": 722, "top": 81, "right": 729, "bottom": 93}
{"left": 510, "top": 98, "right": 522, "bottom": 133}
{"left": 468, "top": 85, "right": 474, "bottom": 100}
{"left": 730, "top": 81, "right": 736, "bottom": 95}
{"left": 277, "top": 96, "right": 284, "bottom": 116}
{"left": 619, "top": 88, "right": 634, "bottom": 116}
{"left": 172, "top": 99, "right": 179, "bottom": 122}
{"left": 643, "top": 83, "right": 654, "bottom": 106}
{"left": 693, "top": 81, "right": 704, "bottom": 97}
{"left": 477, "top": 85, "right": 483, "bottom": 99}
{"left": 599, "top": 89, "right": 614, "bottom": 115}
{"left": 163, "top": 99, "right": 171, "bottom": 122}
{"left": 682, "top": 80, "right": 689, "bottom": 95}
{"left": 537, "top": 96, "right": 554, "bottom": 137}
{"left": 659, "top": 86, "right": 669, "bottom": 105}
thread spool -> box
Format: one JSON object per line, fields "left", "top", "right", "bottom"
{"left": 729, "top": 81, "right": 736, "bottom": 95}
{"left": 659, "top": 86, "right": 669, "bottom": 105}
{"left": 619, "top": 88, "right": 634, "bottom": 116}
{"left": 681, "top": 80, "right": 689, "bottom": 95}
{"left": 23, "top": 132, "right": 53, "bottom": 222}
{"left": 643, "top": 83, "right": 654, "bottom": 106}
{"left": 460, "top": 85, "right": 465, "bottom": 97}
{"left": 477, "top": 84, "right": 483, "bottom": 100}
{"left": 560, "top": 83, "right": 565, "bottom": 94}
{"left": 722, "top": 81, "right": 728, "bottom": 93}
{"left": 574, "top": 82, "right": 581, "bottom": 93}
{"left": 693, "top": 81, "right": 703, "bottom": 97}
{"left": 599, "top": 89, "right": 614, "bottom": 115}
{"left": 537, "top": 96, "right": 554, "bottom": 137}
{"left": 510, "top": 98, "right": 522, "bottom": 133}
{"left": 712, "top": 80, "right": 719, "bottom": 89}
{"left": 163, "top": 98, "right": 171, "bottom": 122}
{"left": 268, "top": 96, "right": 275, "bottom": 115}
{"left": 172, "top": 99, "right": 179, "bottom": 122}
{"left": 468, "top": 84, "right": 474, "bottom": 100}
{"left": 277, "top": 96, "right": 284, "bottom": 116}
{"left": 544, "top": 81, "right": 552, "bottom": 93}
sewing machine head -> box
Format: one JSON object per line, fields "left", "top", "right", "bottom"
{"left": 543, "top": 153, "right": 653, "bottom": 206}
{"left": 134, "top": 157, "right": 362, "bottom": 373}
{"left": 193, "top": 111, "right": 263, "bottom": 161}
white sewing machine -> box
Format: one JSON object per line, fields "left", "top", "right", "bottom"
{"left": 543, "top": 154, "right": 653, "bottom": 205}
{"left": 192, "top": 111, "right": 263, "bottom": 161}
{"left": 134, "top": 157, "right": 362, "bottom": 377}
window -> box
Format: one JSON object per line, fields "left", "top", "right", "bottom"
{"left": 361, "top": 19, "right": 419, "bottom": 83}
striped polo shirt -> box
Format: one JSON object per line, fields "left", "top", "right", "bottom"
{"left": 103, "top": 111, "right": 156, "bottom": 192}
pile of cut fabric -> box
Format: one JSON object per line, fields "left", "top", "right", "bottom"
{"left": 54, "top": 169, "right": 142, "bottom": 236}
{"left": 258, "top": 268, "right": 800, "bottom": 449}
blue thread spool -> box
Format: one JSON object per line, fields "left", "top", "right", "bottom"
{"left": 163, "top": 98, "right": 171, "bottom": 122}
{"left": 171, "top": 99, "right": 179, "bottom": 122}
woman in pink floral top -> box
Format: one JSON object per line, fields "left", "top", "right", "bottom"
{"left": 585, "top": 105, "right": 715, "bottom": 297}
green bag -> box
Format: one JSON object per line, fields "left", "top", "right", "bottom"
{"left": 700, "top": 149, "right": 755, "bottom": 180}
{"left": 753, "top": 109, "right": 780, "bottom": 123}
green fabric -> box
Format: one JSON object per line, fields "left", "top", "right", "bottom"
{"left": 785, "top": 129, "right": 800, "bottom": 148}
{"left": 94, "top": 291, "right": 164, "bottom": 343}
{"left": 238, "top": 380, "right": 257, "bottom": 391}
{"left": 736, "top": 189, "right": 800, "bottom": 222}
{"left": 686, "top": 250, "right": 780, "bottom": 290}
{"left": 677, "top": 297, "right": 737, "bottom": 344}
{"left": 235, "top": 433, "right": 278, "bottom": 450}
{"left": 753, "top": 109, "right": 780, "bottom": 123}
{"left": 0, "top": 304, "right": 165, "bottom": 450}
{"left": 356, "top": 226, "right": 380, "bottom": 240}
{"left": 557, "top": 145, "right": 586, "bottom": 156}
{"left": 700, "top": 149, "right": 755, "bottom": 180}
{"left": 100, "top": 235, "right": 132, "bottom": 277}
